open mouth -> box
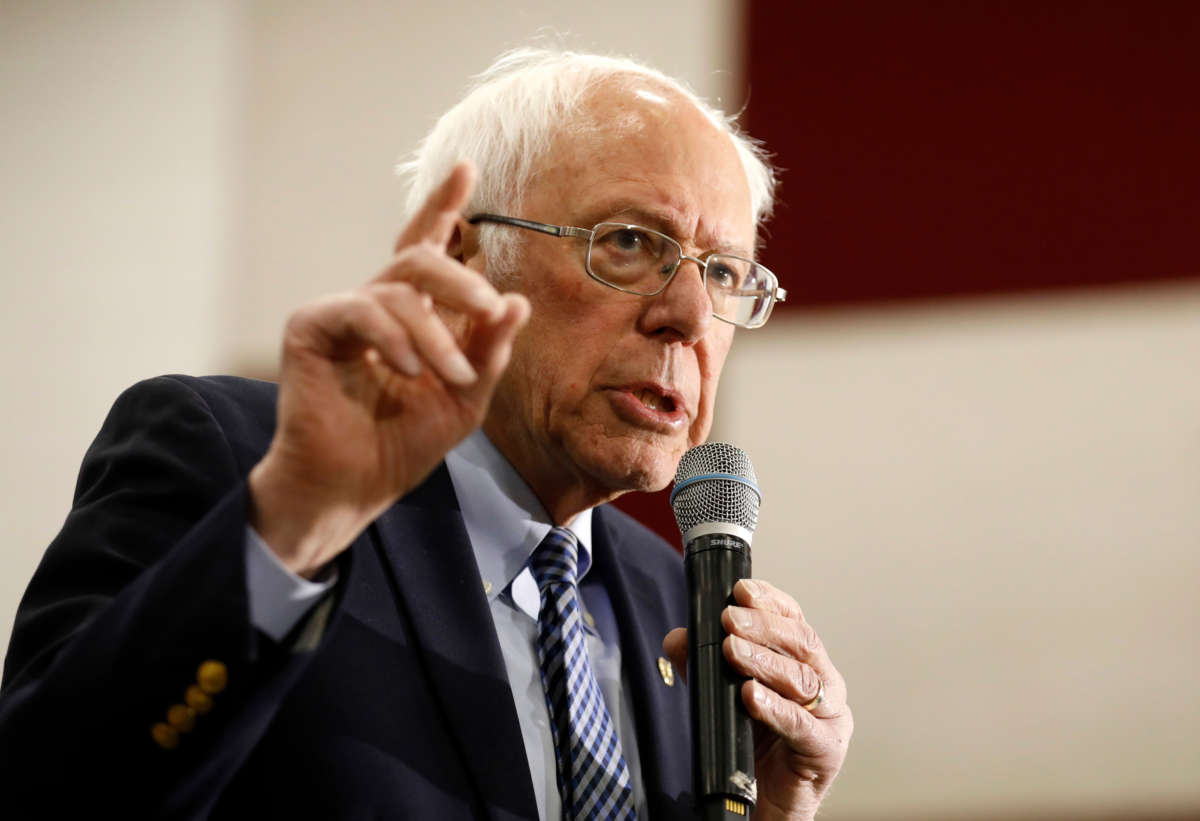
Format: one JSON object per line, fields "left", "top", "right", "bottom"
{"left": 605, "top": 383, "right": 687, "bottom": 432}
{"left": 634, "top": 388, "right": 677, "bottom": 414}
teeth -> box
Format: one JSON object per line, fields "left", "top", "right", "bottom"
{"left": 638, "top": 389, "right": 662, "bottom": 411}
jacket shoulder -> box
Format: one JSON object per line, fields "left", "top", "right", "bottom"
{"left": 106, "top": 374, "right": 279, "bottom": 471}
{"left": 134, "top": 374, "right": 277, "bottom": 426}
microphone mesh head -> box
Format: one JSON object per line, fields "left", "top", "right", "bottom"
{"left": 671, "top": 442, "right": 760, "bottom": 537}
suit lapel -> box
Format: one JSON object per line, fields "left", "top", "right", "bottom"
{"left": 368, "top": 465, "right": 537, "bottom": 821}
{"left": 592, "top": 508, "right": 694, "bottom": 817}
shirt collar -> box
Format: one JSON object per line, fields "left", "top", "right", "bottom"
{"left": 444, "top": 429, "right": 593, "bottom": 618}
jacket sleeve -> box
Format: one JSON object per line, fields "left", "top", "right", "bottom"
{"left": 0, "top": 376, "right": 337, "bottom": 817}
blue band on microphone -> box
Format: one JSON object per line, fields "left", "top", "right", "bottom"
{"left": 669, "top": 473, "right": 762, "bottom": 505}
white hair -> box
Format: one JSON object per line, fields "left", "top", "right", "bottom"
{"left": 396, "top": 48, "right": 777, "bottom": 276}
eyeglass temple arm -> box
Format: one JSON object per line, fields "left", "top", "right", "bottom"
{"left": 467, "top": 213, "right": 592, "bottom": 241}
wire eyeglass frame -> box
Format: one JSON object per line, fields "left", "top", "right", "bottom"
{"left": 466, "top": 213, "right": 787, "bottom": 329}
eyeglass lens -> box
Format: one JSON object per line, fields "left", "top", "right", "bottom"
{"left": 586, "top": 223, "right": 771, "bottom": 327}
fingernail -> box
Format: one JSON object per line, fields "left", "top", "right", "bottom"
{"left": 730, "top": 635, "right": 753, "bottom": 658}
{"left": 728, "top": 606, "right": 752, "bottom": 629}
{"left": 741, "top": 579, "right": 761, "bottom": 599}
{"left": 400, "top": 350, "right": 422, "bottom": 377}
{"left": 444, "top": 352, "right": 477, "bottom": 384}
{"left": 751, "top": 681, "right": 767, "bottom": 706}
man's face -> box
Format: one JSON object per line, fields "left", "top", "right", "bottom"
{"left": 476, "top": 81, "right": 755, "bottom": 516}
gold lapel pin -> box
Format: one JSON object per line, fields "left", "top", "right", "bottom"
{"left": 482, "top": 579, "right": 492, "bottom": 595}
{"left": 657, "top": 657, "right": 675, "bottom": 687}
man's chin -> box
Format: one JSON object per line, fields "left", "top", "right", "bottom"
{"left": 569, "top": 432, "right": 683, "bottom": 496}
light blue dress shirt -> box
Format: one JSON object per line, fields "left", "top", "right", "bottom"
{"left": 244, "top": 429, "right": 647, "bottom": 820}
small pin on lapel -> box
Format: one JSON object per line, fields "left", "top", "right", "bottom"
{"left": 657, "top": 657, "right": 675, "bottom": 687}
{"left": 482, "top": 579, "right": 492, "bottom": 595}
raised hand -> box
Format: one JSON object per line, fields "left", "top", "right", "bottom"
{"left": 662, "top": 578, "right": 852, "bottom": 820}
{"left": 248, "top": 162, "right": 529, "bottom": 577}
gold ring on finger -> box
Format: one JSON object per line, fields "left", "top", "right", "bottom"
{"left": 801, "top": 679, "right": 825, "bottom": 712}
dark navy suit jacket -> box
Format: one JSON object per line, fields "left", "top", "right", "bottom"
{"left": 0, "top": 375, "right": 693, "bottom": 818}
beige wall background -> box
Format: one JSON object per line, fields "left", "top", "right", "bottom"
{"left": 2, "top": 1, "right": 1197, "bottom": 817}
{"left": 722, "top": 288, "right": 1200, "bottom": 818}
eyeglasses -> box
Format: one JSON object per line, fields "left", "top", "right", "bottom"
{"left": 466, "top": 214, "right": 787, "bottom": 329}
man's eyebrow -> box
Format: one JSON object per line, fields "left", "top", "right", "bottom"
{"left": 589, "top": 203, "right": 754, "bottom": 258}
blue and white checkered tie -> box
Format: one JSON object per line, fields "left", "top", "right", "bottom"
{"left": 531, "top": 527, "right": 637, "bottom": 820}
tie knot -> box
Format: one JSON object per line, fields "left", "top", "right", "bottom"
{"left": 530, "top": 526, "right": 580, "bottom": 590}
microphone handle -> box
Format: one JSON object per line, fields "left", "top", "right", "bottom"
{"left": 686, "top": 531, "right": 755, "bottom": 819}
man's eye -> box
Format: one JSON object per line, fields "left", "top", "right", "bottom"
{"left": 709, "top": 262, "right": 741, "bottom": 288}
{"left": 606, "top": 228, "right": 649, "bottom": 253}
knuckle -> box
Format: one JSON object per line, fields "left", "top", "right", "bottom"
{"left": 754, "top": 578, "right": 780, "bottom": 599}
{"left": 283, "top": 306, "right": 312, "bottom": 336}
{"left": 386, "top": 245, "right": 440, "bottom": 283}
{"left": 755, "top": 579, "right": 803, "bottom": 620}
{"left": 340, "top": 292, "right": 374, "bottom": 323}
{"left": 790, "top": 620, "right": 820, "bottom": 657}
{"left": 370, "top": 280, "right": 416, "bottom": 298}
{"left": 797, "top": 662, "right": 821, "bottom": 698}
{"left": 406, "top": 242, "right": 448, "bottom": 273}
{"left": 285, "top": 293, "right": 347, "bottom": 336}
{"left": 784, "top": 698, "right": 813, "bottom": 739}
{"left": 746, "top": 641, "right": 773, "bottom": 674}
{"left": 391, "top": 244, "right": 424, "bottom": 269}
{"left": 372, "top": 281, "right": 422, "bottom": 312}
{"left": 769, "top": 585, "right": 804, "bottom": 620}
{"left": 784, "top": 594, "right": 804, "bottom": 619}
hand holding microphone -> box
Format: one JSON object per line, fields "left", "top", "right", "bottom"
{"left": 662, "top": 443, "right": 854, "bottom": 821}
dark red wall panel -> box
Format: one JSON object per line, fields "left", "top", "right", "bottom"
{"left": 618, "top": 2, "right": 1200, "bottom": 544}
{"left": 743, "top": 0, "right": 1200, "bottom": 306}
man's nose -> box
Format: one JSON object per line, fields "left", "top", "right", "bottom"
{"left": 638, "top": 257, "right": 712, "bottom": 343}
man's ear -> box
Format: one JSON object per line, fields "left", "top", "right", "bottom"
{"left": 448, "top": 217, "right": 477, "bottom": 264}
{"left": 450, "top": 217, "right": 489, "bottom": 274}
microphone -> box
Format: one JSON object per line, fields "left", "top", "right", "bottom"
{"left": 670, "top": 443, "right": 761, "bottom": 820}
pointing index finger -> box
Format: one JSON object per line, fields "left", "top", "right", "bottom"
{"left": 394, "top": 161, "right": 476, "bottom": 252}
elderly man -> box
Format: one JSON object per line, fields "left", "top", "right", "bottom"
{"left": 1, "top": 50, "right": 851, "bottom": 818}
